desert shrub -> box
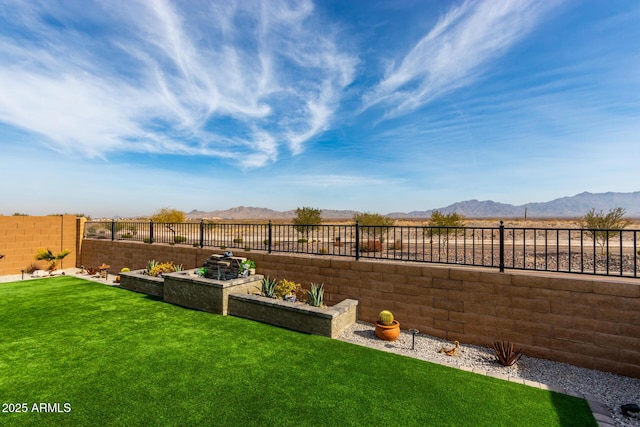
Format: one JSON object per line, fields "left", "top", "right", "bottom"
{"left": 318, "top": 247, "right": 328, "bottom": 254}
{"left": 389, "top": 240, "right": 404, "bottom": 250}
{"left": 294, "top": 284, "right": 308, "bottom": 303}
{"left": 297, "top": 238, "right": 308, "bottom": 244}
{"left": 143, "top": 238, "right": 154, "bottom": 244}
{"left": 233, "top": 237, "right": 243, "bottom": 244}
{"left": 147, "top": 262, "right": 180, "bottom": 277}
{"left": 244, "top": 246, "right": 251, "bottom": 251}
{"left": 25, "top": 263, "right": 40, "bottom": 273}
{"left": 580, "top": 207, "right": 629, "bottom": 254}
{"left": 174, "top": 236, "right": 187, "bottom": 244}
{"left": 121, "top": 233, "right": 133, "bottom": 239}
{"left": 360, "top": 240, "right": 382, "bottom": 252}
{"left": 354, "top": 212, "right": 394, "bottom": 243}
{"left": 275, "top": 279, "right": 299, "bottom": 299}
{"left": 293, "top": 206, "right": 322, "bottom": 238}
{"left": 263, "top": 239, "right": 270, "bottom": 246}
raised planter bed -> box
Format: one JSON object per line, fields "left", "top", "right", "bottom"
{"left": 163, "top": 270, "right": 264, "bottom": 315}
{"left": 119, "top": 270, "right": 164, "bottom": 298}
{"left": 227, "top": 294, "right": 358, "bottom": 338}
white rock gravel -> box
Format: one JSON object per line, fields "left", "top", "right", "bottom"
{"left": 339, "top": 321, "right": 640, "bottom": 427}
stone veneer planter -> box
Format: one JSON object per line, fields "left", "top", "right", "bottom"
{"left": 227, "top": 294, "right": 358, "bottom": 338}
{"left": 119, "top": 270, "right": 164, "bottom": 298}
{"left": 163, "top": 270, "right": 263, "bottom": 315}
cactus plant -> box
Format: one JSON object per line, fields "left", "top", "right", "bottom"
{"left": 378, "top": 310, "right": 394, "bottom": 326}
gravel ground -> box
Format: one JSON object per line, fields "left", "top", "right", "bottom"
{"left": 3, "top": 271, "right": 639, "bottom": 425}
{"left": 339, "top": 321, "right": 640, "bottom": 427}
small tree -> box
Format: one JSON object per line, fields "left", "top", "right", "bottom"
{"left": 425, "top": 210, "right": 466, "bottom": 247}
{"left": 580, "top": 207, "right": 629, "bottom": 254}
{"left": 151, "top": 207, "right": 186, "bottom": 223}
{"left": 292, "top": 207, "right": 323, "bottom": 238}
{"left": 35, "top": 248, "right": 71, "bottom": 271}
{"left": 353, "top": 212, "right": 394, "bottom": 242}
{"left": 151, "top": 207, "right": 186, "bottom": 240}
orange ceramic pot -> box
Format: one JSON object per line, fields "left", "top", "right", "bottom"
{"left": 375, "top": 320, "right": 400, "bottom": 341}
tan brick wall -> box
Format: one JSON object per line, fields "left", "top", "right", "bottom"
{"left": 80, "top": 240, "right": 640, "bottom": 378}
{"left": 0, "top": 216, "right": 82, "bottom": 275}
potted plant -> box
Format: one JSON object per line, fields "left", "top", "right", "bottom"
{"left": 375, "top": 310, "right": 400, "bottom": 341}
{"left": 115, "top": 267, "right": 130, "bottom": 283}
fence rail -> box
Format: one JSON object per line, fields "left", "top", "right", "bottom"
{"left": 84, "top": 220, "right": 640, "bottom": 278}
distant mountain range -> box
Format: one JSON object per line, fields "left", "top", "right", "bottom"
{"left": 185, "top": 191, "right": 640, "bottom": 220}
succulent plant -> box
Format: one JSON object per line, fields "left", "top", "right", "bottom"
{"left": 146, "top": 260, "right": 158, "bottom": 274}
{"left": 378, "top": 310, "right": 394, "bottom": 326}
{"left": 306, "top": 283, "right": 324, "bottom": 307}
{"left": 259, "top": 276, "right": 278, "bottom": 298}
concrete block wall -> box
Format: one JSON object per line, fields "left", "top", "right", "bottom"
{"left": 0, "top": 215, "right": 81, "bottom": 275}
{"left": 79, "top": 240, "right": 640, "bottom": 378}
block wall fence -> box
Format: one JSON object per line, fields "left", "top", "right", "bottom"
{"left": 79, "top": 239, "right": 640, "bottom": 378}
{"left": 0, "top": 215, "right": 84, "bottom": 276}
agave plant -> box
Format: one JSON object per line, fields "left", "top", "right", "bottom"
{"left": 146, "top": 260, "right": 158, "bottom": 274}
{"left": 491, "top": 340, "right": 523, "bottom": 366}
{"left": 258, "top": 276, "right": 278, "bottom": 298}
{"left": 306, "top": 282, "right": 324, "bottom": 307}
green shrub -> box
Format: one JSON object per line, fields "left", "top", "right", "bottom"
{"left": 233, "top": 237, "right": 243, "bottom": 244}
{"left": 297, "top": 238, "right": 308, "bottom": 244}
{"left": 275, "top": 279, "right": 299, "bottom": 299}
{"left": 143, "top": 238, "right": 154, "bottom": 244}
{"left": 360, "top": 240, "right": 382, "bottom": 252}
{"left": 121, "top": 233, "right": 133, "bottom": 239}
{"left": 306, "top": 283, "right": 324, "bottom": 307}
{"left": 120, "top": 267, "right": 130, "bottom": 273}
{"left": 174, "top": 236, "right": 187, "bottom": 244}
{"left": 147, "top": 262, "right": 176, "bottom": 277}
{"left": 318, "top": 247, "right": 328, "bottom": 254}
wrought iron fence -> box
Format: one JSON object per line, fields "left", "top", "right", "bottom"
{"left": 84, "top": 220, "right": 640, "bottom": 278}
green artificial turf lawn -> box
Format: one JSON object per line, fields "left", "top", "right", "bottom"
{"left": 0, "top": 277, "right": 596, "bottom": 426}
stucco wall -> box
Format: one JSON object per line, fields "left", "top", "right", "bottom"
{"left": 79, "top": 239, "right": 640, "bottom": 378}
{"left": 0, "top": 215, "right": 83, "bottom": 275}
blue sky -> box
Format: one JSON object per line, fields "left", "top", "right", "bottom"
{"left": 1, "top": 0, "right": 639, "bottom": 218}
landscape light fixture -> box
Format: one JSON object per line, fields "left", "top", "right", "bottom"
{"left": 21, "top": 269, "right": 25, "bottom": 280}
{"left": 409, "top": 328, "right": 419, "bottom": 350}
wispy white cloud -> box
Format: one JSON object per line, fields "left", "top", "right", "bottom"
{"left": 362, "top": 0, "right": 561, "bottom": 118}
{"left": 0, "top": 0, "right": 356, "bottom": 167}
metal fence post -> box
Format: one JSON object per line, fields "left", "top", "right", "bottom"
{"left": 111, "top": 220, "right": 115, "bottom": 241}
{"left": 199, "top": 219, "right": 204, "bottom": 248}
{"left": 268, "top": 221, "right": 272, "bottom": 254}
{"left": 355, "top": 221, "right": 360, "bottom": 261}
{"left": 149, "top": 220, "right": 154, "bottom": 244}
{"left": 499, "top": 220, "right": 504, "bottom": 272}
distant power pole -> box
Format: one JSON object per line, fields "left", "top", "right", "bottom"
{"left": 524, "top": 208, "right": 527, "bottom": 221}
